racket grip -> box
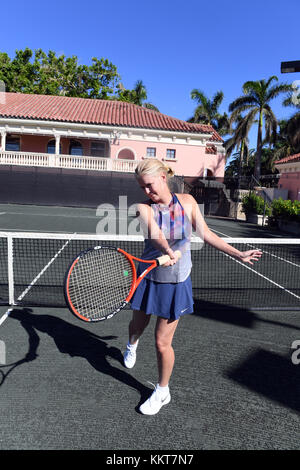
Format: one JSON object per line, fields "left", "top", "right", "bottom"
{"left": 157, "top": 250, "right": 182, "bottom": 266}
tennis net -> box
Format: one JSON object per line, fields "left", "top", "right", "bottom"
{"left": 0, "top": 231, "right": 300, "bottom": 311}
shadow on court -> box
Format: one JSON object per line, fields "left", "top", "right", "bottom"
{"left": 2, "top": 308, "right": 151, "bottom": 409}
{"left": 193, "top": 300, "right": 300, "bottom": 413}
{"left": 226, "top": 349, "right": 300, "bottom": 413}
{"left": 193, "top": 299, "right": 300, "bottom": 331}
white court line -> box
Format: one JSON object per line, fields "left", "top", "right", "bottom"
{"left": 0, "top": 228, "right": 90, "bottom": 234}
{"left": 209, "top": 228, "right": 300, "bottom": 301}
{"left": 210, "top": 228, "right": 231, "bottom": 237}
{"left": 221, "top": 251, "right": 300, "bottom": 301}
{"left": 245, "top": 242, "right": 300, "bottom": 268}
{"left": 0, "top": 235, "right": 75, "bottom": 327}
{"left": 16, "top": 237, "right": 73, "bottom": 303}
{"left": 0, "top": 308, "right": 13, "bottom": 326}
{"left": 211, "top": 228, "right": 300, "bottom": 267}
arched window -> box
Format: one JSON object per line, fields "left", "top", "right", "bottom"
{"left": 6, "top": 136, "right": 20, "bottom": 151}
{"left": 203, "top": 168, "right": 214, "bottom": 178}
{"left": 118, "top": 148, "right": 135, "bottom": 160}
{"left": 69, "top": 140, "right": 83, "bottom": 156}
{"left": 47, "top": 139, "right": 61, "bottom": 154}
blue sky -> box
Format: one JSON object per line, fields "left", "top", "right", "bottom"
{"left": 0, "top": 0, "right": 299, "bottom": 154}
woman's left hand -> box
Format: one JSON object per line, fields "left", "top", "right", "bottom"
{"left": 163, "top": 249, "right": 181, "bottom": 267}
{"left": 238, "top": 249, "right": 263, "bottom": 265}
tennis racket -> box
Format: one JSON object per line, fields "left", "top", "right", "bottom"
{"left": 64, "top": 246, "right": 181, "bottom": 322}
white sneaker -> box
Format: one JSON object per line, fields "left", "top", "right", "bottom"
{"left": 123, "top": 342, "right": 138, "bottom": 369}
{"left": 139, "top": 386, "right": 171, "bottom": 415}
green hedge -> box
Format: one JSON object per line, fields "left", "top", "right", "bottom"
{"left": 241, "top": 192, "right": 271, "bottom": 216}
{"left": 271, "top": 198, "right": 300, "bottom": 222}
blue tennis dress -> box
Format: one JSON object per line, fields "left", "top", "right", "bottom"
{"left": 130, "top": 193, "right": 194, "bottom": 320}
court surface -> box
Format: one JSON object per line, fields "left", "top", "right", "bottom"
{"left": 0, "top": 203, "right": 299, "bottom": 450}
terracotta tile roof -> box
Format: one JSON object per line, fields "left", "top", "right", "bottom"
{"left": 0, "top": 92, "right": 222, "bottom": 142}
{"left": 275, "top": 153, "right": 300, "bottom": 164}
{"left": 205, "top": 144, "right": 217, "bottom": 154}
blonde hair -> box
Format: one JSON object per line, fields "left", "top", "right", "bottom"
{"left": 135, "top": 159, "right": 175, "bottom": 179}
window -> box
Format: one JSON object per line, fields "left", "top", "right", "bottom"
{"left": 166, "top": 149, "right": 176, "bottom": 159}
{"left": 47, "top": 139, "right": 61, "bottom": 154}
{"left": 91, "top": 141, "right": 106, "bottom": 157}
{"left": 118, "top": 148, "right": 135, "bottom": 160}
{"left": 146, "top": 147, "right": 156, "bottom": 157}
{"left": 69, "top": 140, "right": 83, "bottom": 156}
{"left": 6, "top": 136, "right": 20, "bottom": 151}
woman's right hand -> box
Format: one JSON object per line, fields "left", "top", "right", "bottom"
{"left": 163, "top": 248, "right": 180, "bottom": 266}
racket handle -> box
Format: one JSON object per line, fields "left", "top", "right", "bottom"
{"left": 157, "top": 250, "right": 182, "bottom": 266}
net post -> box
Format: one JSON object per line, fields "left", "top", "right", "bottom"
{"left": 7, "top": 234, "right": 15, "bottom": 306}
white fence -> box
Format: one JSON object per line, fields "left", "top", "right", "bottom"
{"left": 0, "top": 151, "right": 137, "bottom": 173}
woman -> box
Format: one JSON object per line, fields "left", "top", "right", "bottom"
{"left": 123, "top": 159, "right": 261, "bottom": 415}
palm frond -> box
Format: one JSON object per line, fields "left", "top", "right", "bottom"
{"left": 143, "top": 102, "right": 160, "bottom": 112}
{"left": 263, "top": 104, "right": 278, "bottom": 143}
{"left": 190, "top": 89, "right": 208, "bottom": 106}
{"left": 228, "top": 95, "right": 257, "bottom": 112}
{"left": 266, "top": 83, "right": 293, "bottom": 101}
{"left": 211, "top": 91, "right": 224, "bottom": 114}
{"left": 265, "top": 75, "right": 278, "bottom": 88}
{"left": 242, "top": 80, "right": 262, "bottom": 97}
{"left": 287, "top": 111, "right": 300, "bottom": 151}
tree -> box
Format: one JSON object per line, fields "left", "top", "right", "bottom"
{"left": 0, "top": 48, "right": 121, "bottom": 99}
{"left": 282, "top": 90, "right": 300, "bottom": 153}
{"left": 225, "top": 147, "right": 279, "bottom": 187}
{"left": 224, "top": 114, "right": 254, "bottom": 187}
{"left": 228, "top": 76, "right": 292, "bottom": 180}
{"left": 271, "top": 119, "right": 300, "bottom": 163}
{"left": 225, "top": 113, "right": 254, "bottom": 165}
{"left": 188, "top": 89, "right": 229, "bottom": 136}
{"left": 116, "top": 79, "right": 159, "bottom": 111}
{"left": 286, "top": 111, "right": 300, "bottom": 151}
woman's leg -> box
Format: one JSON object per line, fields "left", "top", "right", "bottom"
{"left": 128, "top": 309, "right": 151, "bottom": 345}
{"left": 154, "top": 317, "right": 179, "bottom": 387}
{"left": 139, "top": 316, "right": 179, "bottom": 414}
{"left": 124, "top": 310, "right": 150, "bottom": 369}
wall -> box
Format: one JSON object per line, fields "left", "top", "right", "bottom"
{"left": 13, "top": 135, "right": 107, "bottom": 157}
{"left": 0, "top": 165, "right": 143, "bottom": 207}
{"left": 112, "top": 139, "right": 225, "bottom": 178}
{"left": 278, "top": 173, "right": 300, "bottom": 201}
{"left": 5, "top": 133, "right": 225, "bottom": 178}
{"left": 0, "top": 165, "right": 183, "bottom": 208}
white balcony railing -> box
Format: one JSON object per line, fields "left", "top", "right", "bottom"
{"left": 0, "top": 150, "right": 137, "bottom": 173}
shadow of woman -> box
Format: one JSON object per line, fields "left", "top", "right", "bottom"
{"left": 5, "top": 308, "right": 151, "bottom": 406}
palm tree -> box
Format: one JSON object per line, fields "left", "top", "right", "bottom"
{"left": 286, "top": 111, "right": 300, "bottom": 151}
{"left": 228, "top": 76, "right": 292, "bottom": 180}
{"left": 116, "top": 79, "right": 159, "bottom": 111}
{"left": 271, "top": 119, "right": 299, "bottom": 163}
{"left": 132, "top": 80, "right": 147, "bottom": 106}
{"left": 225, "top": 113, "right": 253, "bottom": 166}
{"left": 282, "top": 92, "right": 300, "bottom": 153}
{"left": 189, "top": 89, "right": 229, "bottom": 136}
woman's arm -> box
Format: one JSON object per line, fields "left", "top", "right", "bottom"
{"left": 185, "top": 194, "right": 262, "bottom": 265}
{"left": 136, "top": 202, "right": 180, "bottom": 265}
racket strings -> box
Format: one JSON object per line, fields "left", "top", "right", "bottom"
{"left": 67, "top": 248, "right": 133, "bottom": 320}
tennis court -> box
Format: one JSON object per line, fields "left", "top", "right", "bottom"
{"left": 0, "top": 204, "right": 299, "bottom": 451}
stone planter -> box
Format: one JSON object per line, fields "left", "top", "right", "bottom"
{"left": 278, "top": 219, "right": 300, "bottom": 235}
{"left": 246, "top": 213, "right": 268, "bottom": 226}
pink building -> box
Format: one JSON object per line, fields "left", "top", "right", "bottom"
{"left": 0, "top": 92, "right": 225, "bottom": 178}
{"left": 275, "top": 153, "right": 300, "bottom": 201}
